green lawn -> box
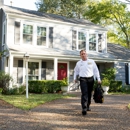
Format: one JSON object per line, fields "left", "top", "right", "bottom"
{"left": 0, "top": 93, "right": 75, "bottom": 110}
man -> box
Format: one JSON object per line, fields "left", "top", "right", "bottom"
{"left": 74, "top": 50, "right": 101, "bottom": 115}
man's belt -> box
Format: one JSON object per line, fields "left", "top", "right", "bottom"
{"left": 80, "top": 76, "right": 93, "bottom": 79}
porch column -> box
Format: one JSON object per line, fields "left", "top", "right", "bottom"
{"left": 8, "top": 55, "right": 13, "bottom": 88}
{"left": 54, "top": 58, "right": 58, "bottom": 80}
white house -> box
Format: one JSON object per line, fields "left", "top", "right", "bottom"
{"left": 0, "top": 0, "right": 130, "bottom": 86}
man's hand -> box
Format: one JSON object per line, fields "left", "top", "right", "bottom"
{"left": 98, "top": 81, "right": 101, "bottom": 84}
{"left": 74, "top": 80, "right": 78, "bottom": 83}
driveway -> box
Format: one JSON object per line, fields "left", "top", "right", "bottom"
{"left": 0, "top": 91, "right": 130, "bottom": 130}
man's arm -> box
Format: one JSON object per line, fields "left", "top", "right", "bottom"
{"left": 93, "top": 61, "right": 101, "bottom": 84}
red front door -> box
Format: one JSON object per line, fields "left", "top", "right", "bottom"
{"left": 58, "top": 63, "right": 67, "bottom": 80}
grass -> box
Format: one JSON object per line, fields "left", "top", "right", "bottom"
{"left": 0, "top": 93, "right": 75, "bottom": 110}
{"left": 128, "top": 104, "right": 130, "bottom": 110}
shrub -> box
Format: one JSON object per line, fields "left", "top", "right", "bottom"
{"left": 0, "top": 71, "right": 13, "bottom": 93}
{"left": 121, "top": 84, "right": 130, "bottom": 93}
{"left": 101, "top": 78, "right": 110, "bottom": 86}
{"left": 109, "top": 81, "right": 122, "bottom": 92}
{"left": 2, "top": 85, "right": 26, "bottom": 95}
{"left": 101, "top": 68, "right": 116, "bottom": 81}
{"left": 28, "top": 80, "right": 62, "bottom": 93}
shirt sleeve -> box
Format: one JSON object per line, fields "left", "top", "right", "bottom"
{"left": 73, "top": 62, "right": 79, "bottom": 80}
{"left": 93, "top": 61, "right": 101, "bottom": 81}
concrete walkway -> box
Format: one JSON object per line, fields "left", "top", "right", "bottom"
{"left": 0, "top": 91, "right": 130, "bottom": 130}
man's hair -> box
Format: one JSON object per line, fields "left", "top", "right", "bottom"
{"left": 80, "top": 49, "right": 86, "bottom": 54}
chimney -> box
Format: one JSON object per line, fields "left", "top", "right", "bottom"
{"left": 10, "top": 1, "right": 13, "bottom": 6}
{"left": 0, "top": 0, "right": 4, "bottom": 6}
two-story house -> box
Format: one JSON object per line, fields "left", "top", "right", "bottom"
{"left": 0, "top": 0, "right": 130, "bottom": 87}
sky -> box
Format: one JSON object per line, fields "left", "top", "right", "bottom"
{"left": 4, "top": 0, "right": 37, "bottom": 10}
{"left": 4, "top": 0, "right": 130, "bottom": 11}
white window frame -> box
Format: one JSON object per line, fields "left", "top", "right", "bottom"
{"left": 88, "top": 33, "right": 98, "bottom": 52}
{"left": 20, "top": 21, "right": 49, "bottom": 47}
{"left": 73, "top": 29, "right": 106, "bottom": 53}
{"left": 22, "top": 23, "right": 34, "bottom": 45}
{"left": 23, "top": 59, "right": 41, "bottom": 83}
{"left": 36, "top": 25, "right": 49, "bottom": 47}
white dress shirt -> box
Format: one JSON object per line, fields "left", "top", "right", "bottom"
{"left": 74, "top": 59, "right": 101, "bottom": 81}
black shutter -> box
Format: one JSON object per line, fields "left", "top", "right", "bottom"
{"left": 125, "top": 63, "right": 129, "bottom": 85}
{"left": 41, "top": 62, "right": 46, "bottom": 80}
{"left": 18, "top": 60, "right": 23, "bottom": 83}
{"left": 49, "top": 27, "right": 53, "bottom": 48}
{"left": 15, "top": 21, "right": 20, "bottom": 44}
{"left": 72, "top": 30, "right": 77, "bottom": 50}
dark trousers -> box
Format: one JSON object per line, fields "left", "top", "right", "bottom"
{"left": 80, "top": 77, "right": 94, "bottom": 110}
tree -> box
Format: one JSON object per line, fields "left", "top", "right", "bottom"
{"left": 35, "top": 0, "right": 87, "bottom": 18}
{"left": 84, "top": 0, "right": 130, "bottom": 48}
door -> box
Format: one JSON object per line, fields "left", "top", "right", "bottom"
{"left": 58, "top": 63, "right": 67, "bottom": 80}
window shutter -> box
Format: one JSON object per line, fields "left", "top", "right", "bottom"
{"left": 18, "top": 60, "right": 23, "bottom": 83}
{"left": 15, "top": 21, "right": 20, "bottom": 44}
{"left": 72, "top": 30, "right": 77, "bottom": 50}
{"left": 49, "top": 27, "right": 53, "bottom": 48}
{"left": 41, "top": 61, "right": 46, "bottom": 80}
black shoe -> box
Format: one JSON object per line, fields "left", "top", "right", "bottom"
{"left": 87, "top": 106, "right": 91, "bottom": 111}
{"left": 82, "top": 110, "right": 87, "bottom": 115}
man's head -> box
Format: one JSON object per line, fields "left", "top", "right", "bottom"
{"left": 80, "top": 50, "right": 87, "bottom": 61}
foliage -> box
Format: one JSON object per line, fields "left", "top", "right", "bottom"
{"left": 60, "top": 77, "right": 68, "bottom": 86}
{"left": 84, "top": 0, "right": 130, "bottom": 48}
{"left": 0, "top": 93, "right": 75, "bottom": 110}
{"left": 0, "top": 71, "right": 13, "bottom": 93}
{"left": 0, "top": 49, "right": 7, "bottom": 58}
{"left": 28, "top": 80, "right": 63, "bottom": 94}
{"left": 2, "top": 85, "right": 26, "bottom": 95}
{"left": 101, "top": 78, "right": 110, "bottom": 86}
{"left": 109, "top": 80, "right": 122, "bottom": 92}
{"left": 128, "top": 104, "right": 130, "bottom": 110}
{"left": 101, "top": 68, "right": 116, "bottom": 81}
{"left": 35, "top": 0, "right": 87, "bottom": 18}
{"left": 121, "top": 84, "right": 130, "bottom": 93}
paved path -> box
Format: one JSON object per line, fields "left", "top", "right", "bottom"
{"left": 0, "top": 92, "right": 130, "bottom": 130}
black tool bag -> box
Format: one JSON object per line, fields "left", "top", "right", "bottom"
{"left": 93, "top": 84, "right": 104, "bottom": 103}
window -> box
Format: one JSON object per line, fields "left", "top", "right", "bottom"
{"left": 98, "top": 34, "right": 104, "bottom": 52}
{"left": 78, "top": 32, "right": 86, "bottom": 50}
{"left": 72, "top": 30, "right": 77, "bottom": 50}
{"left": 37, "top": 26, "right": 46, "bottom": 46}
{"left": 89, "top": 34, "right": 96, "bottom": 51}
{"left": 23, "top": 24, "right": 33, "bottom": 44}
{"left": 28, "top": 62, "right": 39, "bottom": 80}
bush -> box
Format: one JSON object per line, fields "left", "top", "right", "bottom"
{"left": 101, "top": 78, "right": 110, "bottom": 86}
{"left": 0, "top": 71, "right": 13, "bottom": 93}
{"left": 121, "top": 84, "right": 130, "bottom": 93}
{"left": 2, "top": 85, "right": 26, "bottom": 95}
{"left": 101, "top": 68, "right": 116, "bottom": 81}
{"left": 28, "top": 80, "right": 62, "bottom": 94}
{"left": 109, "top": 81, "right": 122, "bottom": 92}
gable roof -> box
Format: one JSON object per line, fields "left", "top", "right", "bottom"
{"left": 1, "top": 5, "right": 107, "bottom": 30}
{"left": 107, "top": 43, "right": 130, "bottom": 61}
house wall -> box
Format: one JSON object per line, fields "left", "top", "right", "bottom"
{"left": 0, "top": 9, "right": 6, "bottom": 70}
{"left": 54, "top": 25, "right": 72, "bottom": 50}
{"left": 114, "top": 62, "right": 126, "bottom": 84}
